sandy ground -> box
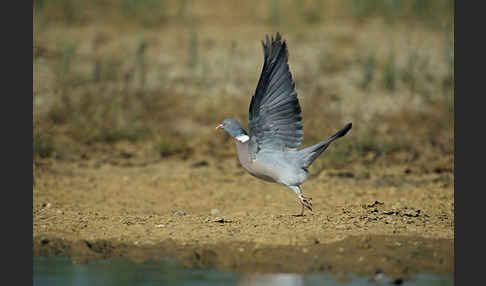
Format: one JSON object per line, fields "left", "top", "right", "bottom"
{"left": 33, "top": 149, "right": 453, "bottom": 280}
{"left": 33, "top": 3, "right": 454, "bottom": 280}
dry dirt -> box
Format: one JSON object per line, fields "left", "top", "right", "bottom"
{"left": 33, "top": 1, "right": 454, "bottom": 280}
{"left": 33, "top": 148, "right": 454, "bottom": 280}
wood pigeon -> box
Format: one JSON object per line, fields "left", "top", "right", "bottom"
{"left": 216, "top": 33, "right": 352, "bottom": 215}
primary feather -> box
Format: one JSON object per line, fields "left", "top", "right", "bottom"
{"left": 248, "top": 32, "right": 303, "bottom": 154}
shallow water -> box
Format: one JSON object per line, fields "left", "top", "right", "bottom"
{"left": 33, "top": 256, "right": 453, "bottom": 286}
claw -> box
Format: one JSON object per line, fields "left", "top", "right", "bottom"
{"left": 298, "top": 195, "right": 313, "bottom": 216}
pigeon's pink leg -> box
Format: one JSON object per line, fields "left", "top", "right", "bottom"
{"left": 289, "top": 186, "right": 312, "bottom": 216}
{"left": 298, "top": 194, "right": 312, "bottom": 216}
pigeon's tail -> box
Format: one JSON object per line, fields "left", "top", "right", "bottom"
{"left": 297, "top": 123, "right": 352, "bottom": 169}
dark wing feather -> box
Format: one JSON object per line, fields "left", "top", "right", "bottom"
{"left": 248, "top": 33, "right": 303, "bottom": 154}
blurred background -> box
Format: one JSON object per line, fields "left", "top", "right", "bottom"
{"left": 33, "top": 0, "right": 454, "bottom": 172}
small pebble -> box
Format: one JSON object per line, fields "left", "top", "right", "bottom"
{"left": 214, "top": 217, "right": 225, "bottom": 223}
{"left": 41, "top": 203, "right": 51, "bottom": 209}
{"left": 210, "top": 209, "right": 219, "bottom": 215}
{"left": 174, "top": 210, "right": 186, "bottom": 216}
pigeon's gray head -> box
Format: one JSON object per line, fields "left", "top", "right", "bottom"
{"left": 216, "top": 118, "right": 249, "bottom": 142}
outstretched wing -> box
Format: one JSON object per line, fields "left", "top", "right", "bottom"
{"left": 248, "top": 33, "right": 303, "bottom": 155}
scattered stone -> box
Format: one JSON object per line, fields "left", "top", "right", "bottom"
{"left": 155, "top": 224, "right": 165, "bottom": 228}
{"left": 367, "top": 201, "right": 384, "bottom": 208}
{"left": 174, "top": 210, "right": 186, "bottom": 217}
{"left": 403, "top": 209, "right": 421, "bottom": 217}
{"left": 210, "top": 209, "right": 219, "bottom": 216}
{"left": 367, "top": 214, "right": 379, "bottom": 221}
{"left": 41, "top": 202, "right": 52, "bottom": 209}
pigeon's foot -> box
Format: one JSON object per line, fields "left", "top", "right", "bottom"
{"left": 298, "top": 194, "right": 312, "bottom": 216}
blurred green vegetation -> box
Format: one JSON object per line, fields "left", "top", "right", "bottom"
{"left": 34, "top": 0, "right": 453, "bottom": 28}
{"left": 33, "top": 0, "right": 454, "bottom": 168}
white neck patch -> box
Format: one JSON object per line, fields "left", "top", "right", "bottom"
{"left": 235, "top": 134, "right": 250, "bottom": 143}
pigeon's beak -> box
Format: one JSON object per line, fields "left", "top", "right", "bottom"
{"left": 215, "top": 124, "right": 223, "bottom": 130}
